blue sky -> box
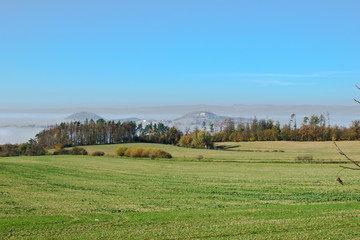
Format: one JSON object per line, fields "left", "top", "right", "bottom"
{"left": 1, "top": 0, "right": 359, "bottom": 109}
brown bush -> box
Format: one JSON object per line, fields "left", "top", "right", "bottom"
{"left": 122, "top": 147, "right": 172, "bottom": 159}
{"left": 115, "top": 147, "right": 128, "bottom": 156}
{"left": 91, "top": 151, "right": 105, "bottom": 156}
{"left": 70, "top": 147, "right": 88, "bottom": 155}
{"left": 294, "top": 155, "right": 313, "bottom": 163}
{"left": 125, "top": 147, "right": 143, "bottom": 158}
{"left": 153, "top": 149, "right": 172, "bottom": 159}
{"left": 196, "top": 155, "right": 204, "bottom": 160}
{"left": 53, "top": 149, "right": 70, "bottom": 155}
{"left": 25, "top": 145, "right": 46, "bottom": 156}
{"left": 0, "top": 143, "right": 46, "bottom": 157}
{"left": 141, "top": 147, "right": 151, "bottom": 158}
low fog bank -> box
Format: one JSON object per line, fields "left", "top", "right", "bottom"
{"left": 0, "top": 113, "right": 182, "bottom": 144}
{"left": 1, "top": 114, "right": 359, "bottom": 145}
{"left": 0, "top": 127, "right": 44, "bottom": 144}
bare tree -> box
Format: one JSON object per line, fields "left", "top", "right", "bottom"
{"left": 334, "top": 84, "right": 360, "bottom": 184}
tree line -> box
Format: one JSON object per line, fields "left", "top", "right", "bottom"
{"left": 2, "top": 114, "right": 360, "bottom": 157}
{"left": 210, "top": 114, "right": 360, "bottom": 142}
{"left": 36, "top": 119, "right": 181, "bottom": 148}
{"left": 0, "top": 139, "right": 46, "bottom": 157}
{"left": 36, "top": 114, "right": 360, "bottom": 148}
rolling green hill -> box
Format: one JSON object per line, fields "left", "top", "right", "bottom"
{"left": 1, "top": 155, "right": 360, "bottom": 239}
{"left": 74, "top": 141, "right": 360, "bottom": 162}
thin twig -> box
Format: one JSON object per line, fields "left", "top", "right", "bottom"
{"left": 337, "top": 168, "right": 344, "bottom": 175}
{"left": 333, "top": 141, "right": 360, "bottom": 168}
{"left": 355, "top": 84, "right": 360, "bottom": 103}
{"left": 334, "top": 84, "right": 360, "bottom": 185}
{"left": 339, "top": 165, "right": 360, "bottom": 170}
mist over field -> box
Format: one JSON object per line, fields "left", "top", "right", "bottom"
{"left": 1, "top": 104, "right": 359, "bottom": 144}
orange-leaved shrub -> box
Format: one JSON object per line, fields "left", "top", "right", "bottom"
{"left": 54, "top": 143, "right": 64, "bottom": 151}
{"left": 116, "top": 146, "right": 172, "bottom": 159}
{"left": 115, "top": 147, "right": 128, "bottom": 156}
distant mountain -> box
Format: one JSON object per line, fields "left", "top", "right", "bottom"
{"left": 177, "top": 111, "right": 219, "bottom": 120}
{"left": 11, "top": 104, "right": 360, "bottom": 117}
{"left": 113, "top": 117, "right": 143, "bottom": 123}
{"left": 174, "top": 111, "right": 226, "bottom": 123}
{"left": 66, "top": 112, "right": 103, "bottom": 122}
{"left": 171, "top": 111, "right": 250, "bottom": 131}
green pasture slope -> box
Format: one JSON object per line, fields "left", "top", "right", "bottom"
{"left": 81, "top": 141, "right": 360, "bottom": 162}
{"left": 0, "top": 143, "right": 360, "bottom": 239}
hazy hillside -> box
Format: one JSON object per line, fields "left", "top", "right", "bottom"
{"left": 1, "top": 104, "right": 360, "bottom": 144}
{"left": 170, "top": 111, "right": 250, "bottom": 131}
{"left": 66, "top": 112, "right": 103, "bottom": 122}
{"left": 15, "top": 104, "right": 358, "bottom": 116}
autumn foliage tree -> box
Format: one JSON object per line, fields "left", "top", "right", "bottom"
{"left": 36, "top": 120, "right": 182, "bottom": 148}
{"left": 210, "top": 114, "right": 360, "bottom": 142}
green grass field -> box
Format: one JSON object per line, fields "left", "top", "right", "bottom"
{"left": 78, "top": 141, "right": 360, "bottom": 162}
{"left": 1, "top": 147, "right": 360, "bottom": 239}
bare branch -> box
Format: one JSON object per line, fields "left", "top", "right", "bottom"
{"left": 339, "top": 165, "right": 360, "bottom": 170}
{"left": 354, "top": 85, "right": 360, "bottom": 104}
{"left": 333, "top": 141, "right": 360, "bottom": 168}
{"left": 334, "top": 84, "right": 360, "bottom": 185}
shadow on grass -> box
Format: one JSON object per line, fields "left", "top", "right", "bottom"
{"left": 215, "top": 145, "right": 241, "bottom": 150}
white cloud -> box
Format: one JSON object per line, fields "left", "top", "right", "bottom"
{"left": 192, "top": 71, "right": 357, "bottom": 87}
{"left": 198, "top": 71, "right": 354, "bottom": 79}
{"left": 251, "top": 79, "right": 295, "bottom": 86}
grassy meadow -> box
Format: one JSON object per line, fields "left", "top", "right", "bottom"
{"left": 1, "top": 142, "right": 360, "bottom": 239}
{"left": 78, "top": 141, "right": 360, "bottom": 162}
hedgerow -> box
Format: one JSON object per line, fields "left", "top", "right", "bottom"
{"left": 115, "top": 146, "right": 172, "bottom": 159}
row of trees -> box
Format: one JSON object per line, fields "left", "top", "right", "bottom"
{"left": 36, "top": 119, "right": 137, "bottom": 147}
{"left": 178, "top": 130, "right": 213, "bottom": 149}
{"left": 137, "top": 122, "right": 181, "bottom": 144}
{"left": 0, "top": 140, "right": 46, "bottom": 157}
{"left": 211, "top": 115, "right": 360, "bottom": 142}
{"left": 36, "top": 119, "right": 181, "bottom": 148}
{"left": 31, "top": 114, "right": 360, "bottom": 150}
